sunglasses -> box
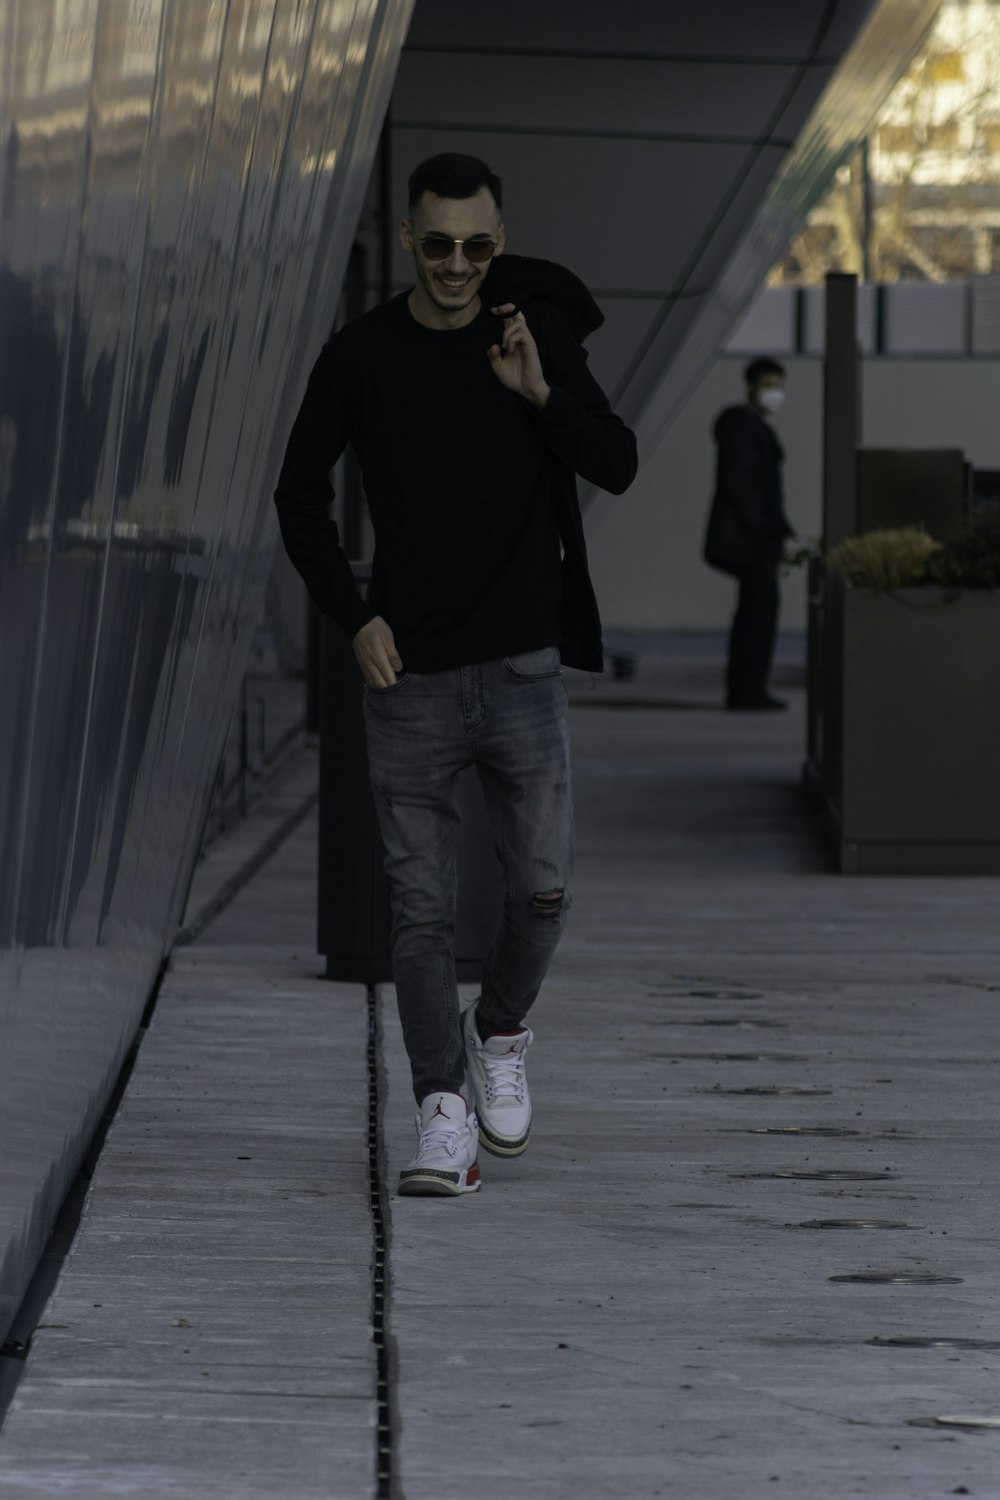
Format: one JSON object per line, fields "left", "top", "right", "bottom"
{"left": 418, "top": 234, "right": 498, "bottom": 264}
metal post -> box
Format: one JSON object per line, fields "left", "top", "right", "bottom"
{"left": 823, "top": 273, "right": 860, "bottom": 550}
{"left": 806, "top": 274, "right": 861, "bottom": 853}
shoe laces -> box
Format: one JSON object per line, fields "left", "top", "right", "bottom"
{"left": 481, "top": 1047, "right": 526, "bottom": 1105}
{"left": 416, "top": 1114, "right": 469, "bottom": 1159}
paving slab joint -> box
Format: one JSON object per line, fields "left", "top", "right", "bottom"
{"left": 368, "top": 984, "right": 398, "bottom": 1499}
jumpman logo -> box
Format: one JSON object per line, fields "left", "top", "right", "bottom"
{"left": 431, "top": 1099, "right": 451, "bottom": 1120}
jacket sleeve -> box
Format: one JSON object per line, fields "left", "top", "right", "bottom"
{"left": 529, "top": 305, "right": 638, "bottom": 495}
{"left": 714, "top": 408, "right": 780, "bottom": 534}
{"left": 272, "top": 338, "right": 375, "bottom": 640}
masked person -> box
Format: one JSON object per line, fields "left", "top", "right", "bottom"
{"left": 704, "top": 357, "right": 794, "bottom": 711}
{"left": 274, "top": 154, "right": 637, "bottom": 1196}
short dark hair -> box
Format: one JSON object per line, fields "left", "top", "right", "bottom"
{"left": 407, "top": 153, "right": 503, "bottom": 214}
{"left": 744, "top": 357, "right": 785, "bottom": 386}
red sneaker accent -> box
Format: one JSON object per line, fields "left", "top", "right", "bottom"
{"left": 467, "top": 1164, "right": 482, "bottom": 1186}
{"left": 431, "top": 1099, "right": 451, "bottom": 1120}
{"left": 486, "top": 1029, "right": 527, "bottom": 1044}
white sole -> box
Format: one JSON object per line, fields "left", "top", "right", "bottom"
{"left": 397, "top": 1163, "right": 482, "bottom": 1196}
{"left": 477, "top": 1121, "right": 530, "bottom": 1158}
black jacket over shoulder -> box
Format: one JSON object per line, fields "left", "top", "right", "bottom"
{"left": 704, "top": 404, "right": 792, "bottom": 575}
{"left": 273, "top": 253, "right": 637, "bottom": 673}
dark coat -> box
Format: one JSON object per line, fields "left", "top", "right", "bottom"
{"left": 489, "top": 254, "right": 633, "bottom": 670}
{"left": 704, "top": 404, "right": 793, "bottom": 575}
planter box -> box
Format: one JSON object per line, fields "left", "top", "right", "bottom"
{"left": 834, "top": 587, "right": 1000, "bottom": 873}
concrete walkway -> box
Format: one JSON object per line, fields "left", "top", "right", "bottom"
{"left": 4, "top": 641, "right": 1000, "bottom": 1498}
{"left": 0, "top": 754, "right": 375, "bottom": 1499}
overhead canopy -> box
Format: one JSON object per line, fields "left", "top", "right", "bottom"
{"left": 387, "top": 0, "right": 942, "bottom": 469}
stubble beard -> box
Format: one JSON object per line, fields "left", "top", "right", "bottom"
{"left": 419, "top": 262, "right": 484, "bottom": 316}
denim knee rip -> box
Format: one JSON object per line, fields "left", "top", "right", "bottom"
{"left": 530, "top": 888, "right": 565, "bottom": 920}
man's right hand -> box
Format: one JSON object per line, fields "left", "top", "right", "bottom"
{"left": 353, "top": 615, "right": 403, "bottom": 688}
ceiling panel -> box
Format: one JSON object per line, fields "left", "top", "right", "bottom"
{"left": 816, "top": 0, "right": 887, "bottom": 53}
{"left": 393, "top": 53, "right": 800, "bottom": 140}
{"left": 404, "top": 1, "right": 841, "bottom": 61}
{"left": 608, "top": 294, "right": 709, "bottom": 408}
{"left": 772, "top": 64, "right": 838, "bottom": 140}
{"left": 584, "top": 296, "right": 668, "bottom": 398}
{"left": 681, "top": 144, "right": 790, "bottom": 294}
{"left": 392, "top": 129, "right": 758, "bottom": 293}
{"left": 606, "top": 144, "right": 788, "bottom": 410}
{"left": 390, "top": 0, "right": 939, "bottom": 470}
{"left": 620, "top": 0, "right": 944, "bottom": 469}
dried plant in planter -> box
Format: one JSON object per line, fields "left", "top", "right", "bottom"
{"left": 827, "top": 528, "right": 941, "bottom": 591}
{"left": 924, "top": 515, "right": 1000, "bottom": 589}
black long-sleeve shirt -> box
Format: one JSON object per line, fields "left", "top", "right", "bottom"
{"left": 273, "top": 290, "right": 637, "bottom": 673}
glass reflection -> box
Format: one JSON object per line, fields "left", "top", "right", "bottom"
{"left": 0, "top": 0, "right": 414, "bottom": 1346}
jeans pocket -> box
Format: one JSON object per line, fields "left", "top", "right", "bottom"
{"left": 503, "top": 646, "right": 562, "bottom": 681}
{"left": 365, "top": 672, "right": 412, "bottom": 695}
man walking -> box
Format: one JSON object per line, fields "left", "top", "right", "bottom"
{"left": 704, "top": 357, "right": 794, "bottom": 711}
{"left": 274, "top": 154, "right": 637, "bottom": 1196}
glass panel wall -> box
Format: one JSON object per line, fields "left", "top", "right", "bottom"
{"left": 0, "top": 0, "right": 414, "bottom": 1348}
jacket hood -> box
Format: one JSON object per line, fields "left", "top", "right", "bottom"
{"left": 486, "top": 253, "right": 604, "bottom": 344}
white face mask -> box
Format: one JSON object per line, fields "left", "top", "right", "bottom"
{"left": 755, "top": 386, "right": 785, "bottom": 417}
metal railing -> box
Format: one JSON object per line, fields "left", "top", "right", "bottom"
{"left": 727, "top": 279, "right": 1000, "bottom": 359}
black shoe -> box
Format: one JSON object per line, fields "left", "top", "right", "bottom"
{"left": 726, "top": 695, "right": 788, "bottom": 712}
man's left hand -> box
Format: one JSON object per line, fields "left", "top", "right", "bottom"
{"left": 487, "top": 304, "right": 550, "bottom": 409}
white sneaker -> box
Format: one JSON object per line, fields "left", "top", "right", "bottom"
{"left": 463, "top": 1007, "right": 533, "bottom": 1157}
{"left": 398, "top": 1091, "right": 482, "bottom": 1196}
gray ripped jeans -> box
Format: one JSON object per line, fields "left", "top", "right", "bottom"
{"left": 363, "top": 646, "right": 573, "bottom": 1103}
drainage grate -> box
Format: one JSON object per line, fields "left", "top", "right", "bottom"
{"left": 830, "top": 1272, "right": 963, "bottom": 1285}
{"left": 799, "top": 1219, "right": 916, "bottom": 1230}
{"left": 706, "top": 1086, "right": 832, "bottom": 1096}
{"left": 657, "top": 1051, "right": 808, "bottom": 1063}
{"left": 682, "top": 989, "right": 764, "bottom": 1001}
{"left": 869, "top": 1337, "right": 1000, "bottom": 1350}
{"left": 650, "top": 989, "right": 764, "bottom": 1001}
{"left": 738, "top": 1170, "right": 896, "bottom": 1181}
{"left": 661, "top": 1018, "right": 788, "bottom": 1029}
{"left": 367, "top": 986, "right": 393, "bottom": 1499}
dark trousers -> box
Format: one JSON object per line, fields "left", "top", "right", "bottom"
{"left": 726, "top": 563, "right": 780, "bottom": 705}
{"left": 363, "top": 647, "right": 573, "bottom": 1103}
